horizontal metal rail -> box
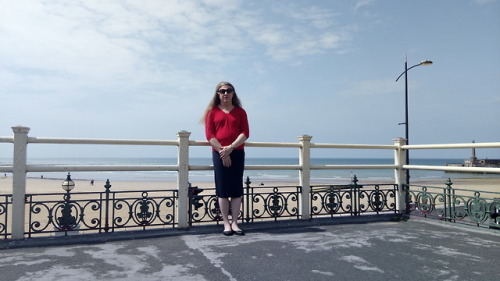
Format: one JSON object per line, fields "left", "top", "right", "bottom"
{"left": 25, "top": 165, "right": 179, "bottom": 173}
{"left": 311, "top": 164, "right": 397, "bottom": 170}
{"left": 1, "top": 163, "right": 498, "bottom": 176}
{"left": 311, "top": 143, "right": 397, "bottom": 149}
{"left": 0, "top": 164, "right": 402, "bottom": 173}
{"left": 27, "top": 137, "right": 179, "bottom": 146}
{"left": 405, "top": 165, "right": 500, "bottom": 174}
{"left": 0, "top": 137, "right": 13, "bottom": 143}
{"left": 0, "top": 167, "right": 11, "bottom": 173}
{"left": 404, "top": 142, "right": 500, "bottom": 149}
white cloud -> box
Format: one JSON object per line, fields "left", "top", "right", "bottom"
{"left": 1, "top": 1, "right": 351, "bottom": 61}
{"left": 354, "top": 0, "right": 375, "bottom": 11}
{"left": 0, "top": 0, "right": 353, "bottom": 98}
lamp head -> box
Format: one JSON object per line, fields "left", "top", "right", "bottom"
{"left": 420, "top": 60, "right": 433, "bottom": 65}
{"left": 62, "top": 173, "right": 75, "bottom": 192}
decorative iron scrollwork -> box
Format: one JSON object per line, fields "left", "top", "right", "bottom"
{"left": 467, "top": 192, "right": 489, "bottom": 225}
{"left": 131, "top": 192, "right": 156, "bottom": 226}
{"left": 0, "top": 196, "right": 9, "bottom": 236}
{"left": 54, "top": 192, "right": 80, "bottom": 232}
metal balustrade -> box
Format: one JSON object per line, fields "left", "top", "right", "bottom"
{"left": 408, "top": 179, "right": 500, "bottom": 228}
{"left": 0, "top": 176, "right": 399, "bottom": 238}
{"left": 23, "top": 180, "right": 178, "bottom": 238}
{"left": 310, "top": 179, "right": 398, "bottom": 218}
{"left": 1, "top": 126, "right": 499, "bottom": 239}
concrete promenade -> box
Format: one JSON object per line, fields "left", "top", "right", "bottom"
{"left": 0, "top": 216, "right": 499, "bottom": 281}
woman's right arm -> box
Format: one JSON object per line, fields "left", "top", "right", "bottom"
{"left": 209, "top": 137, "right": 222, "bottom": 152}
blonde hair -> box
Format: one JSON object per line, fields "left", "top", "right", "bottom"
{"left": 200, "top": 81, "right": 242, "bottom": 123}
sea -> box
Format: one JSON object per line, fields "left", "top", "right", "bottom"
{"left": 2, "top": 157, "right": 499, "bottom": 184}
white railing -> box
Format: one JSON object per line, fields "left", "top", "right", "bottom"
{"left": 1, "top": 126, "right": 499, "bottom": 239}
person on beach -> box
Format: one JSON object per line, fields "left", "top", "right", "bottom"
{"left": 202, "top": 81, "right": 249, "bottom": 236}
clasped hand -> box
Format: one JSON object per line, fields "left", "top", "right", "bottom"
{"left": 219, "top": 145, "right": 234, "bottom": 167}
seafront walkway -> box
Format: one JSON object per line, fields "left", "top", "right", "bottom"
{"left": 1, "top": 216, "right": 499, "bottom": 281}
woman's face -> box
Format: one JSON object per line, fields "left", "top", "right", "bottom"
{"left": 217, "top": 85, "right": 234, "bottom": 104}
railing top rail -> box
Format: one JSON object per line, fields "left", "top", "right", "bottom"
{"left": 27, "top": 137, "right": 179, "bottom": 146}
{"left": 0, "top": 137, "right": 14, "bottom": 143}
{"left": 404, "top": 142, "right": 500, "bottom": 149}
{"left": 405, "top": 164, "right": 500, "bottom": 174}
{"left": 189, "top": 140, "right": 210, "bottom": 147}
{"left": 311, "top": 143, "right": 397, "bottom": 149}
{"left": 246, "top": 141, "right": 302, "bottom": 148}
{"left": 26, "top": 164, "right": 179, "bottom": 173}
{"left": 3, "top": 134, "right": 498, "bottom": 150}
{"left": 311, "top": 164, "right": 397, "bottom": 170}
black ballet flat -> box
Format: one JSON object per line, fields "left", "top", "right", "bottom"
{"left": 223, "top": 230, "right": 234, "bottom": 236}
{"left": 234, "top": 229, "right": 245, "bottom": 236}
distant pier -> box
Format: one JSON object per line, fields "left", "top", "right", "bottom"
{"left": 446, "top": 141, "right": 500, "bottom": 171}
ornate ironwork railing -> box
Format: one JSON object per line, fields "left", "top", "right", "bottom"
{"left": 188, "top": 176, "right": 397, "bottom": 226}
{"left": 188, "top": 177, "right": 301, "bottom": 226}
{"left": 11, "top": 176, "right": 500, "bottom": 238}
{"left": 0, "top": 194, "right": 10, "bottom": 239}
{"left": 311, "top": 177, "right": 398, "bottom": 217}
{"left": 3, "top": 176, "right": 400, "bottom": 239}
{"left": 407, "top": 179, "right": 500, "bottom": 229}
{"left": 25, "top": 180, "right": 178, "bottom": 237}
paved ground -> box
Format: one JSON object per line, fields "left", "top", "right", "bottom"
{"left": 0, "top": 216, "right": 499, "bottom": 281}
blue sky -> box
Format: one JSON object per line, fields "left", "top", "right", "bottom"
{"left": 1, "top": 0, "right": 499, "bottom": 159}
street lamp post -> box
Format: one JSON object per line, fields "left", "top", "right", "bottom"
{"left": 395, "top": 59, "right": 433, "bottom": 186}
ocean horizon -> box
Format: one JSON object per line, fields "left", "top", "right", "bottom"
{"left": 2, "top": 157, "right": 499, "bottom": 184}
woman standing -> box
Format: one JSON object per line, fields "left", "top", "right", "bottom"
{"left": 203, "top": 81, "right": 249, "bottom": 236}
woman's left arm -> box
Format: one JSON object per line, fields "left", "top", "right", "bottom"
{"left": 231, "top": 133, "right": 247, "bottom": 148}
{"left": 219, "top": 133, "right": 247, "bottom": 159}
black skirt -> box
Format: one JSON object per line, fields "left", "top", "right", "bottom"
{"left": 212, "top": 149, "right": 245, "bottom": 198}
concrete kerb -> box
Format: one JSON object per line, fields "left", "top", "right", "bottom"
{"left": 0, "top": 214, "right": 401, "bottom": 250}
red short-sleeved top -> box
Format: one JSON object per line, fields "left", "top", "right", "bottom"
{"left": 205, "top": 106, "right": 250, "bottom": 151}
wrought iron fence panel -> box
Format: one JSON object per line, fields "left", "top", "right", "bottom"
{"left": 311, "top": 184, "right": 397, "bottom": 217}
{"left": 188, "top": 182, "right": 301, "bottom": 225}
{"left": 408, "top": 186, "right": 448, "bottom": 218}
{"left": 24, "top": 186, "right": 178, "bottom": 237}
{"left": 358, "top": 185, "right": 397, "bottom": 214}
{"left": 107, "top": 190, "right": 177, "bottom": 232}
{"left": 26, "top": 192, "right": 96, "bottom": 237}
{"left": 247, "top": 186, "right": 300, "bottom": 222}
{"left": 0, "top": 195, "right": 10, "bottom": 239}
{"left": 188, "top": 186, "right": 220, "bottom": 225}
{"left": 311, "top": 185, "right": 354, "bottom": 216}
{"left": 190, "top": 195, "right": 221, "bottom": 224}
{"left": 408, "top": 180, "right": 500, "bottom": 229}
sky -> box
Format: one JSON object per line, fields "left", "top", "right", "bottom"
{"left": 1, "top": 0, "right": 499, "bottom": 159}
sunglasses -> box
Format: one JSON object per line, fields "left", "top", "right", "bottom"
{"left": 218, "top": 88, "right": 234, "bottom": 94}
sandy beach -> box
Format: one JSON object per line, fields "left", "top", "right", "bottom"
{"left": 0, "top": 176, "right": 498, "bottom": 194}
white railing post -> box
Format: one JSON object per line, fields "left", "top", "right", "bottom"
{"left": 177, "top": 130, "right": 191, "bottom": 229}
{"left": 12, "top": 126, "right": 30, "bottom": 239}
{"left": 298, "top": 135, "right": 312, "bottom": 220}
{"left": 393, "top": 137, "right": 407, "bottom": 214}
